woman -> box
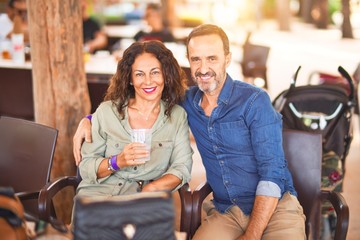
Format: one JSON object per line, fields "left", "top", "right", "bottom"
{"left": 77, "top": 41, "right": 192, "bottom": 197}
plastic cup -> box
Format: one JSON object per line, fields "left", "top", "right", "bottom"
{"left": 131, "top": 129, "right": 152, "bottom": 162}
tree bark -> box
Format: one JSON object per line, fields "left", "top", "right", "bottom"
{"left": 300, "top": 0, "right": 314, "bottom": 23}
{"left": 341, "top": 0, "right": 354, "bottom": 38}
{"left": 313, "top": 0, "right": 328, "bottom": 29}
{"left": 27, "top": 0, "right": 91, "bottom": 222}
{"left": 276, "top": 0, "right": 291, "bottom": 31}
{"left": 161, "top": 0, "right": 179, "bottom": 28}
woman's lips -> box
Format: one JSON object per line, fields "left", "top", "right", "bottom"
{"left": 143, "top": 87, "right": 157, "bottom": 93}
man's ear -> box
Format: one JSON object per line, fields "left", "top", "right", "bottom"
{"left": 225, "top": 52, "right": 232, "bottom": 67}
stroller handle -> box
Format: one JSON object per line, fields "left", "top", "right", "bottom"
{"left": 290, "top": 66, "right": 302, "bottom": 89}
{"left": 289, "top": 65, "right": 355, "bottom": 102}
{"left": 338, "top": 66, "right": 355, "bottom": 102}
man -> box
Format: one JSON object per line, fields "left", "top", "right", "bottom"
{"left": 81, "top": 0, "right": 107, "bottom": 53}
{"left": 73, "top": 24, "right": 305, "bottom": 239}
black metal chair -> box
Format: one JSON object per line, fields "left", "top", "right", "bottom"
{"left": 240, "top": 32, "right": 270, "bottom": 89}
{"left": 0, "top": 116, "right": 58, "bottom": 221}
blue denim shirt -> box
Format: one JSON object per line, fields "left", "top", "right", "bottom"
{"left": 182, "top": 75, "right": 296, "bottom": 215}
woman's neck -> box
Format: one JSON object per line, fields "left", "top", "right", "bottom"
{"left": 129, "top": 99, "right": 160, "bottom": 113}
{"left": 128, "top": 99, "right": 161, "bottom": 128}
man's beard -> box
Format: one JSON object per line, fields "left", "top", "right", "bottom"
{"left": 194, "top": 70, "right": 219, "bottom": 94}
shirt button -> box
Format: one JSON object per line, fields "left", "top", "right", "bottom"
{"left": 134, "top": 166, "right": 137, "bottom": 170}
{"left": 232, "top": 199, "right": 236, "bottom": 202}
{"left": 159, "top": 143, "right": 162, "bottom": 147}
{"left": 224, "top": 180, "right": 229, "bottom": 184}
{"left": 118, "top": 183, "right": 123, "bottom": 186}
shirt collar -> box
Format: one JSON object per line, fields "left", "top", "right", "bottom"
{"left": 218, "top": 74, "right": 233, "bottom": 105}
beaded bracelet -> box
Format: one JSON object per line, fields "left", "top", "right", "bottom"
{"left": 108, "top": 155, "right": 120, "bottom": 172}
{"left": 110, "top": 155, "right": 120, "bottom": 171}
{"left": 107, "top": 157, "right": 115, "bottom": 172}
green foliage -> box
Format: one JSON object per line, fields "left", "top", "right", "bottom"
{"left": 328, "top": 0, "right": 342, "bottom": 24}
{"left": 329, "top": 0, "right": 341, "bottom": 16}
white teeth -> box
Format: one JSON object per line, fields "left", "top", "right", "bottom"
{"left": 200, "top": 76, "right": 211, "bottom": 80}
{"left": 144, "top": 87, "right": 156, "bottom": 93}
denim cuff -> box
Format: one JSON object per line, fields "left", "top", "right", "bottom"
{"left": 256, "top": 180, "right": 281, "bottom": 198}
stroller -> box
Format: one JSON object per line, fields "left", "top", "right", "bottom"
{"left": 273, "top": 66, "right": 356, "bottom": 238}
{"left": 273, "top": 66, "right": 356, "bottom": 177}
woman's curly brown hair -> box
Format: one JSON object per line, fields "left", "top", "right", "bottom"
{"left": 104, "top": 40, "right": 187, "bottom": 118}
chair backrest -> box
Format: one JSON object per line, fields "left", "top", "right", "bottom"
{"left": 242, "top": 43, "right": 270, "bottom": 72}
{"left": 0, "top": 116, "right": 58, "bottom": 217}
{"left": 282, "top": 129, "right": 322, "bottom": 240}
{"left": 241, "top": 35, "right": 270, "bottom": 89}
{"left": 241, "top": 32, "right": 270, "bottom": 77}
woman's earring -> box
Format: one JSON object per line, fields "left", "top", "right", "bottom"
{"left": 130, "top": 82, "right": 133, "bottom": 86}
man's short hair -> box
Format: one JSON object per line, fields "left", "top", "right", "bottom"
{"left": 186, "top": 24, "right": 230, "bottom": 56}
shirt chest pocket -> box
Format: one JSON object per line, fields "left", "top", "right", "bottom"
{"left": 106, "top": 138, "right": 128, "bottom": 156}
{"left": 220, "top": 120, "right": 252, "bottom": 154}
{"left": 147, "top": 140, "right": 174, "bottom": 171}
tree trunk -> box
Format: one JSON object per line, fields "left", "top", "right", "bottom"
{"left": 276, "top": 0, "right": 291, "bottom": 31}
{"left": 341, "top": 0, "right": 354, "bottom": 38}
{"left": 313, "top": 0, "right": 328, "bottom": 29}
{"left": 161, "top": 0, "right": 179, "bottom": 28}
{"left": 300, "top": 0, "right": 314, "bottom": 23}
{"left": 27, "top": 0, "right": 91, "bottom": 222}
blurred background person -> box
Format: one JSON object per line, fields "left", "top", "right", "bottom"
{"left": 133, "top": 3, "right": 175, "bottom": 43}
{"left": 112, "top": 3, "right": 175, "bottom": 60}
{"left": 0, "top": 0, "right": 28, "bottom": 42}
{"left": 82, "top": 0, "right": 108, "bottom": 54}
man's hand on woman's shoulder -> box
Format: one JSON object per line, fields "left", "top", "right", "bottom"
{"left": 73, "top": 117, "right": 92, "bottom": 166}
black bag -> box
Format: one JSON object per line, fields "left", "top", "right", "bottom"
{"left": 73, "top": 191, "right": 176, "bottom": 240}
{"left": 0, "top": 187, "right": 29, "bottom": 240}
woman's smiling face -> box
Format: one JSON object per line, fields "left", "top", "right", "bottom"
{"left": 131, "top": 52, "right": 164, "bottom": 102}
